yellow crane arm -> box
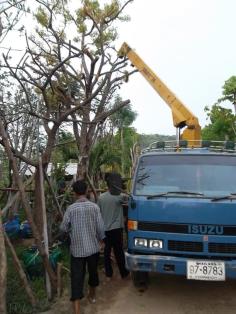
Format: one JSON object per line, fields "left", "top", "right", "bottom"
{"left": 118, "top": 42, "right": 201, "bottom": 142}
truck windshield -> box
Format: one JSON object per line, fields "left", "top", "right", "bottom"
{"left": 134, "top": 154, "right": 236, "bottom": 197}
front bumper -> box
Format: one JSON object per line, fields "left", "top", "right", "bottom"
{"left": 125, "top": 252, "right": 236, "bottom": 279}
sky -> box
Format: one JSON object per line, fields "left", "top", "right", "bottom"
{"left": 1, "top": 0, "right": 236, "bottom": 135}
{"left": 116, "top": 0, "right": 236, "bottom": 135}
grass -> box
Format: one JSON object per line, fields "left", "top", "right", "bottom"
{"left": 6, "top": 243, "right": 71, "bottom": 314}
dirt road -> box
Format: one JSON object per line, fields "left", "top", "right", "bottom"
{"left": 42, "top": 269, "right": 236, "bottom": 314}
{"left": 93, "top": 273, "right": 236, "bottom": 314}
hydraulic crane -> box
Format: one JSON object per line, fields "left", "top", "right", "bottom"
{"left": 118, "top": 42, "right": 201, "bottom": 144}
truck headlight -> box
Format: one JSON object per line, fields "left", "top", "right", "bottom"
{"left": 134, "top": 238, "right": 148, "bottom": 247}
{"left": 149, "top": 239, "right": 163, "bottom": 249}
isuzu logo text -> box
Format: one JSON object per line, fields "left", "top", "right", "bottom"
{"left": 188, "top": 225, "right": 224, "bottom": 235}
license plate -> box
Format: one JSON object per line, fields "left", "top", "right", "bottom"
{"left": 187, "top": 260, "right": 225, "bottom": 281}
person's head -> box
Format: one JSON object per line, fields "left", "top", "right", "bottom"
{"left": 104, "top": 172, "right": 110, "bottom": 183}
{"left": 106, "top": 172, "right": 122, "bottom": 195}
{"left": 58, "top": 179, "right": 66, "bottom": 195}
{"left": 72, "top": 180, "right": 88, "bottom": 196}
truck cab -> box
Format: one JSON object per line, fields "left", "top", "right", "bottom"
{"left": 126, "top": 140, "right": 236, "bottom": 285}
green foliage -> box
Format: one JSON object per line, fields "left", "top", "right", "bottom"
{"left": 202, "top": 75, "right": 236, "bottom": 141}
{"left": 35, "top": 7, "right": 49, "bottom": 27}
{"left": 56, "top": 130, "right": 78, "bottom": 162}
{"left": 89, "top": 125, "right": 139, "bottom": 182}
{"left": 104, "top": 98, "right": 138, "bottom": 176}
{"left": 6, "top": 246, "right": 49, "bottom": 314}
{"left": 115, "top": 126, "right": 139, "bottom": 175}
{"left": 110, "top": 97, "right": 137, "bottom": 128}
{"left": 89, "top": 137, "right": 121, "bottom": 177}
{"left": 6, "top": 243, "right": 71, "bottom": 314}
{"left": 0, "top": 149, "right": 9, "bottom": 190}
{"left": 89, "top": 129, "right": 177, "bottom": 182}
{"left": 93, "top": 27, "right": 118, "bottom": 48}
{"left": 138, "top": 134, "right": 176, "bottom": 149}
{"left": 78, "top": 0, "right": 120, "bottom": 24}
{"left": 202, "top": 104, "right": 236, "bottom": 140}
{"left": 218, "top": 76, "right": 236, "bottom": 105}
{"left": 76, "top": 0, "right": 130, "bottom": 47}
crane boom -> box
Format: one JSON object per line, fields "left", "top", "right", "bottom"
{"left": 118, "top": 42, "right": 201, "bottom": 143}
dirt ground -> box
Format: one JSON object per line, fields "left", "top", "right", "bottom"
{"left": 40, "top": 266, "right": 236, "bottom": 314}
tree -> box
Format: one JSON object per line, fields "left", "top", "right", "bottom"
{"left": 202, "top": 104, "right": 236, "bottom": 141}
{"left": 1, "top": 0, "right": 135, "bottom": 177}
{"left": 88, "top": 137, "right": 121, "bottom": 184}
{"left": 0, "top": 0, "right": 135, "bottom": 292}
{"left": 110, "top": 96, "right": 137, "bottom": 129}
{"left": 0, "top": 2, "right": 27, "bottom": 313}
{"left": 88, "top": 100, "right": 138, "bottom": 183}
{"left": 55, "top": 130, "right": 78, "bottom": 163}
{"left": 109, "top": 96, "right": 137, "bottom": 175}
{"left": 202, "top": 75, "right": 236, "bottom": 141}
{"left": 138, "top": 133, "right": 176, "bottom": 149}
{"left": 115, "top": 126, "right": 138, "bottom": 176}
{"left": 0, "top": 0, "right": 26, "bottom": 42}
{"left": 218, "top": 76, "right": 236, "bottom": 114}
{"left": 0, "top": 212, "right": 7, "bottom": 314}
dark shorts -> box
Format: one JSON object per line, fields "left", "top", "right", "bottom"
{"left": 70, "top": 252, "right": 100, "bottom": 301}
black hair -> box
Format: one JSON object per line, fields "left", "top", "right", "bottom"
{"left": 104, "top": 172, "right": 110, "bottom": 183}
{"left": 72, "top": 180, "right": 87, "bottom": 195}
{"left": 106, "top": 172, "right": 122, "bottom": 195}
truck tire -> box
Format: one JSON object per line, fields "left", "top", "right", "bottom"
{"left": 131, "top": 271, "right": 149, "bottom": 287}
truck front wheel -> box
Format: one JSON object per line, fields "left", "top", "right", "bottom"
{"left": 131, "top": 271, "right": 149, "bottom": 287}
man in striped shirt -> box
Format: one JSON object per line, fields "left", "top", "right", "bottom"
{"left": 60, "top": 180, "right": 105, "bottom": 314}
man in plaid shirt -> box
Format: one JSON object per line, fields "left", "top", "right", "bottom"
{"left": 60, "top": 180, "right": 105, "bottom": 314}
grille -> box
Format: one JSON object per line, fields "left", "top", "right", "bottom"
{"left": 168, "top": 240, "right": 203, "bottom": 252}
{"left": 138, "top": 221, "right": 236, "bottom": 236}
{"left": 209, "top": 243, "right": 236, "bottom": 254}
{"left": 139, "top": 221, "right": 188, "bottom": 233}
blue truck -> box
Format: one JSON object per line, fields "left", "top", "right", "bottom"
{"left": 117, "top": 42, "right": 236, "bottom": 285}
{"left": 126, "top": 140, "right": 236, "bottom": 286}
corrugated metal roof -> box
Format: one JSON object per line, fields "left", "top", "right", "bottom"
{"left": 21, "top": 163, "right": 78, "bottom": 176}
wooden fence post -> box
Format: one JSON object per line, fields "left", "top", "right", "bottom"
{"left": 0, "top": 211, "right": 7, "bottom": 314}
{"left": 4, "top": 233, "right": 37, "bottom": 307}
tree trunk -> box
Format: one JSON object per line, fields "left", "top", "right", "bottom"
{"left": 33, "top": 168, "right": 44, "bottom": 236}
{"left": 121, "top": 127, "right": 125, "bottom": 177}
{"left": 2, "top": 174, "right": 35, "bottom": 217}
{"left": 77, "top": 132, "right": 91, "bottom": 179}
{"left": 77, "top": 155, "right": 89, "bottom": 179}
{"left": 39, "top": 158, "right": 52, "bottom": 300}
{"left": 77, "top": 112, "right": 91, "bottom": 179}
{"left": 44, "top": 171, "right": 63, "bottom": 220}
{"left": 0, "top": 120, "right": 57, "bottom": 288}
{"left": 0, "top": 212, "right": 7, "bottom": 314}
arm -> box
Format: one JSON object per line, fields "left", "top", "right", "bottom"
{"left": 97, "top": 197, "right": 101, "bottom": 210}
{"left": 120, "top": 193, "right": 128, "bottom": 204}
{"left": 97, "top": 196, "right": 104, "bottom": 218}
{"left": 60, "top": 207, "right": 71, "bottom": 233}
{"left": 95, "top": 206, "right": 105, "bottom": 241}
